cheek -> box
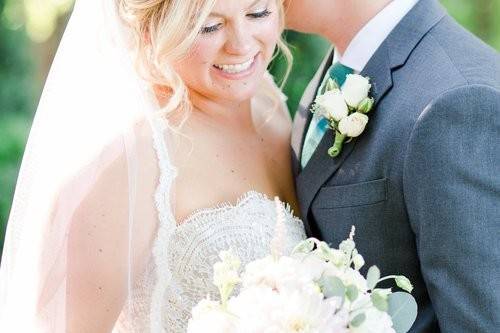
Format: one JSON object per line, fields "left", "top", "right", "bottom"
{"left": 172, "top": 40, "right": 219, "bottom": 81}
{"left": 256, "top": 15, "right": 281, "bottom": 60}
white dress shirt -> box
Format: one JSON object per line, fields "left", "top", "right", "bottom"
{"left": 339, "top": 0, "right": 419, "bottom": 72}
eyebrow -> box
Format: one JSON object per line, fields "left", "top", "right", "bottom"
{"left": 209, "top": 0, "right": 266, "bottom": 18}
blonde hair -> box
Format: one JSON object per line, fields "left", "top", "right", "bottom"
{"left": 116, "top": 0, "right": 292, "bottom": 121}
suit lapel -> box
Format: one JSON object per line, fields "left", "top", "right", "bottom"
{"left": 291, "top": 48, "right": 334, "bottom": 177}
{"left": 295, "top": 0, "right": 447, "bottom": 232}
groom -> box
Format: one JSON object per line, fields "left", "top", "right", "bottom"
{"left": 286, "top": 0, "right": 500, "bottom": 331}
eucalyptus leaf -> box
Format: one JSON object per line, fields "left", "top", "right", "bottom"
{"left": 292, "top": 239, "right": 315, "bottom": 254}
{"left": 371, "top": 291, "right": 388, "bottom": 312}
{"left": 346, "top": 284, "right": 359, "bottom": 302}
{"left": 319, "top": 276, "right": 345, "bottom": 299}
{"left": 388, "top": 292, "right": 418, "bottom": 333}
{"left": 350, "top": 313, "right": 366, "bottom": 328}
{"left": 317, "top": 241, "right": 332, "bottom": 259}
{"left": 367, "top": 265, "right": 381, "bottom": 290}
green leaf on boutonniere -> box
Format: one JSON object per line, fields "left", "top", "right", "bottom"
{"left": 357, "top": 97, "right": 375, "bottom": 114}
{"left": 325, "top": 78, "right": 339, "bottom": 92}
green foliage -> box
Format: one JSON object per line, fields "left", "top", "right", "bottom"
{"left": 0, "top": 0, "right": 37, "bottom": 256}
{"left": 271, "top": 31, "right": 330, "bottom": 117}
{"left": 441, "top": 0, "right": 500, "bottom": 50}
{"left": 0, "top": 113, "right": 31, "bottom": 255}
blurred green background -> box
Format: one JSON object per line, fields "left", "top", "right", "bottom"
{"left": 1, "top": 0, "right": 499, "bottom": 255}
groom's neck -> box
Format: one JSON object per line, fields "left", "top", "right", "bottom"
{"left": 319, "top": 0, "right": 392, "bottom": 55}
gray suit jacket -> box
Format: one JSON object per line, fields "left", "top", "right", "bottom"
{"left": 291, "top": 0, "right": 500, "bottom": 332}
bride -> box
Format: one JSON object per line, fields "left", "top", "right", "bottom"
{"left": 0, "top": 0, "right": 306, "bottom": 332}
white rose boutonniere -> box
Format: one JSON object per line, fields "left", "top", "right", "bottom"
{"left": 314, "top": 89, "right": 349, "bottom": 122}
{"left": 311, "top": 74, "right": 374, "bottom": 157}
{"left": 342, "top": 74, "right": 372, "bottom": 108}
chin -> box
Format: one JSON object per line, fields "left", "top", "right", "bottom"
{"left": 221, "top": 84, "right": 260, "bottom": 102}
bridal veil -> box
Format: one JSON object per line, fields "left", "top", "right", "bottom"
{"left": 0, "top": 0, "right": 178, "bottom": 331}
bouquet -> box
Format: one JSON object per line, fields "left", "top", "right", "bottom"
{"left": 187, "top": 199, "right": 417, "bottom": 333}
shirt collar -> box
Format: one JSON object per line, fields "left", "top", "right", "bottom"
{"left": 338, "top": 0, "right": 419, "bottom": 72}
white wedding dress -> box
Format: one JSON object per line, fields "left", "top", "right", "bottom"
{"left": 113, "top": 80, "right": 307, "bottom": 333}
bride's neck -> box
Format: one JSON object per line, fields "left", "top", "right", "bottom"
{"left": 153, "top": 85, "right": 254, "bottom": 127}
{"left": 189, "top": 89, "right": 251, "bottom": 119}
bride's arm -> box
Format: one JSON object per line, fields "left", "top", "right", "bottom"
{"left": 61, "top": 131, "right": 158, "bottom": 332}
{"left": 65, "top": 150, "right": 130, "bottom": 333}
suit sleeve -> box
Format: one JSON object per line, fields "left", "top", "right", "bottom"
{"left": 403, "top": 84, "right": 500, "bottom": 332}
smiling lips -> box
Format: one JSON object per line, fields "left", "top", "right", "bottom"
{"left": 213, "top": 55, "right": 256, "bottom": 74}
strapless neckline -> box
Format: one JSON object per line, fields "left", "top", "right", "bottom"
{"left": 177, "top": 190, "right": 301, "bottom": 228}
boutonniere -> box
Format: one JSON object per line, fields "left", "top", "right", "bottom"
{"left": 311, "top": 74, "right": 374, "bottom": 157}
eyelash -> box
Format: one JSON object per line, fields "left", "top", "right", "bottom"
{"left": 200, "top": 9, "right": 272, "bottom": 35}
{"left": 248, "top": 9, "right": 272, "bottom": 19}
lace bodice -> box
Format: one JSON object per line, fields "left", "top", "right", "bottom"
{"left": 115, "top": 190, "right": 305, "bottom": 333}
{"left": 165, "top": 191, "right": 305, "bottom": 332}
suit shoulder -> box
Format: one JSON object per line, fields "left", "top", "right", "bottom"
{"left": 412, "top": 84, "right": 500, "bottom": 140}
{"left": 425, "top": 15, "right": 500, "bottom": 87}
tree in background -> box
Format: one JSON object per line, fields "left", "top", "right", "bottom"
{"left": 0, "top": 0, "right": 35, "bottom": 252}
{"left": 0, "top": 0, "right": 73, "bottom": 257}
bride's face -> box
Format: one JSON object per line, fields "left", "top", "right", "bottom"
{"left": 172, "top": 0, "right": 281, "bottom": 104}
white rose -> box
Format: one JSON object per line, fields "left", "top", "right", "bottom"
{"left": 342, "top": 74, "right": 371, "bottom": 108}
{"left": 187, "top": 300, "right": 237, "bottom": 333}
{"left": 213, "top": 261, "right": 240, "bottom": 287}
{"left": 314, "top": 89, "right": 349, "bottom": 122}
{"left": 338, "top": 113, "right": 369, "bottom": 137}
{"left": 340, "top": 268, "right": 369, "bottom": 293}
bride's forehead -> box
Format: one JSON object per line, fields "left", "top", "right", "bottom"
{"left": 211, "top": 0, "right": 270, "bottom": 13}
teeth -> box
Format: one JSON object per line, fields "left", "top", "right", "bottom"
{"left": 214, "top": 57, "right": 254, "bottom": 74}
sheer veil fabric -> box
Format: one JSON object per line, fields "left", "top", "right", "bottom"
{"left": 0, "top": 0, "right": 178, "bottom": 331}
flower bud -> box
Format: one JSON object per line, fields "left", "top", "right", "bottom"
{"left": 325, "top": 78, "right": 339, "bottom": 91}
{"left": 395, "top": 276, "right": 414, "bottom": 293}
{"left": 338, "top": 112, "right": 369, "bottom": 137}
{"left": 357, "top": 97, "right": 374, "bottom": 113}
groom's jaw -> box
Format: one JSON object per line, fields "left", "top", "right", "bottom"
{"left": 284, "top": 0, "right": 392, "bottom": 54}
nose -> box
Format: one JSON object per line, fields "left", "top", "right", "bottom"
{"left": 224, "top": 21, "right": 253, "bottom": 56}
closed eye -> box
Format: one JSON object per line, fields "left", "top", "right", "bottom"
{"left": 200, "top": 8, "right": 271, "bottom": 35}
{"left": 200, "top": 23, "right": 223, "bottom": 34}
{"left": 247, "top": 9, "right": 271, "bottom": 19}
